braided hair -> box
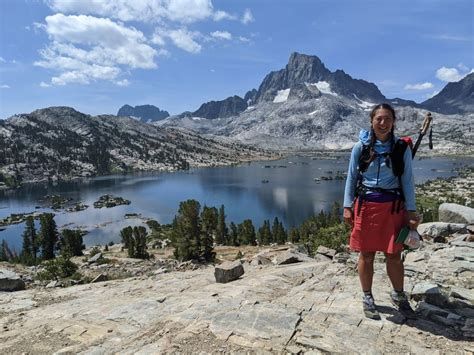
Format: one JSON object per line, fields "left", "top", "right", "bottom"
{"left": 364, "top": 103, "right": 397, "bottom": 164}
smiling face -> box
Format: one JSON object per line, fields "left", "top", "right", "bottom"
{"left": 371, "top": 108, "right": 394, "bottom": 142}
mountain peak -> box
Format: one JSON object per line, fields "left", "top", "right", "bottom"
{"left": 117, "top": 104, "right": 170, "bottom": 123}
{"left": 255, "top": 52, "right": 384, "bottom": 103}
{"left": 422, "top": 72, "right": 474, "bottom": 114}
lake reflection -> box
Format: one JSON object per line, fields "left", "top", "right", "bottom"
{"left": 1, "top": 155, "right": 472, "bottom": 249}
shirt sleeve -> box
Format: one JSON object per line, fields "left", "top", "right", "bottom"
{"left": 400, "top": 146, "right": 416, "bottom": 211}
{"left": 343, "top": 143, "right": 361, "bottom": 208}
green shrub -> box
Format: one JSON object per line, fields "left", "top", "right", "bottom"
{"left": 37, "top": 256, "right": 78, "bottom": 280}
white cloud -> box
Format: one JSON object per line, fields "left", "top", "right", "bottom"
{"left": 40, "top": 81, "right": 51, "bottom": 87}
{"left": 430, "top": 34, "right": 470, "bottom": 42}
{"left": 404, "top": 82, "right": 434, "bottom": 90}
{"left": 435, "top": 66, "right": 472, "bottom": 82}
{"left": 0, "top": 84, "right": 10, "bottom": 89}
{"left": 241, "top": 9, "right": 254, "bottom": 24}
{"left": 168, "top": 28, "right": 201, "bottom": 53}
{"left": 166, "top": 0, "right": 213, "bottom": 23}
{"left": 0, "top": 57, "right": 5, "bottom": 63}
{"left": 210, "top": 31, "right": 232, "bottom": 40}
{"left": 213, "top": 10, "right": 235, "bottom": 21}
{"left": 238, "top": 36, "right": 250, "bottom": 43}
{"left": 46, "top": 0, "right": 216, "bottom": 24}
{"left": 457, "top": 63, "right": 469, "bottom": 72}
{"left": 157, "top": 48, "right": 171, "bottom": 57}
{"left": 35, "top": 14, "right": 157, "bottom": 86}
{"left": 151, "top": 32, "right": 166, "bottom": 46}
{"left": 115, "top": 79, "right": 130, "bottom": 86}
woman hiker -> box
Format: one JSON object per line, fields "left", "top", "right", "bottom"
{"left": 343, "top": 103, "right": 420, "bottom": 320}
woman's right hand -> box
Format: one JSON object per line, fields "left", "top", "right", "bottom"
{"left": 343, "top": 207, "right": 353, "bottom": 227}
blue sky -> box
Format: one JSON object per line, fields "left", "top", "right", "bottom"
{"left": 0, "top": 0, "right": 472, "bottom": 119}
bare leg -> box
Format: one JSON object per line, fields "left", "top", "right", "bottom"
{"left": 385, "top": 252, "right": 404, "bottom": 291}
{"left": 358, "top": 252, "right": 376, "bottom": 292}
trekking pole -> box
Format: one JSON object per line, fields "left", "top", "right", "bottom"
{"left": 412, "top": 112, "right": 433, "bottom": 158}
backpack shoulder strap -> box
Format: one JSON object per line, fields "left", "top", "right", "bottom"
{"left": 391, "top": 139, "right": 409, "bottom": 177}
{"left": 358, "top": 144, "right": 372, "bottom": 173}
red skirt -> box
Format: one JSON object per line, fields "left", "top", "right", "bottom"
{"left": 350, "top": 198, "right": 405, "bottom": 254}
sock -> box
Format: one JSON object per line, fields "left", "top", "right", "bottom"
{"left": 363, "top": 290, "right": 373, "bottom": 297}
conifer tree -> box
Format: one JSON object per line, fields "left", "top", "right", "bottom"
{"left": 258, "top": 220, "right": 272, "bottom": 245}
{"left": 39, "top": 213, "right": 58, "bottom": 260}
{"left": 21, "top": 216, "right": 37, "bottom": 264}
{"left": 0, "top": 239, "right": 11, "bottom": 261}
{"left": 229, "top": 222, "right": 239, "bottom": 246}
{"left": 330, "top": 201, "right": 342, "bottom": 224}
{"left": 238, "top": 219, "right": 256, "bottom": 245}
{"left": 215, "top": 204, "right": 228, "bottom": 245}
{"left": 272, "top": 218, "right": 287, "bottom": 244}
{"left": 173, "top": 199, "right": 201, "bottom": 261}
{"left": 201, "top": 206, "right": 217, "bottom": 261}
{"left": 289, "top": 228, "right": 300, "bottom": 243}
{"left": 132, "top": 226, "right": 149, "bottom": 259}
{"left": 59, "top": 229, "right": 85, "bottom": 257}
{"left": 120, "top": 226, "right": 133, "bottom": 250}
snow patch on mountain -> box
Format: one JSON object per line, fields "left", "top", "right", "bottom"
{"left": 308, "top": 82, "right": 338, "bottom": 97}
{"left": 273, "top": 89, "right": 291, "bottom": 103}
{"left": 353, "top": 94, "right": 375, "bottom": 110}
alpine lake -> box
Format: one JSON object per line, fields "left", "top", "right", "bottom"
{"left": 1, "top": 154, "right": 473, "bottom": 251}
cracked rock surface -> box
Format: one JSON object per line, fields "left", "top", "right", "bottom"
{"left": 1, "top": 240, "right": 473, "bottom": 354}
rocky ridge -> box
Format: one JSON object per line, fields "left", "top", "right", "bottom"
{"left": 0, "top": 106, "right": 273, "bottom": 188}
{"left": 422, "top": 72, "right": 474, "bottom": 114}
{"left": 117, "top": 104, "right": 170, "bottom": 123}
{"left": 158, "top": 53, "right": 473, "bottom": 154}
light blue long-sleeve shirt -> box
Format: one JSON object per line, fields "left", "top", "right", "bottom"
{"left": 343, "top": 130, "right": 416, "bottom": 211}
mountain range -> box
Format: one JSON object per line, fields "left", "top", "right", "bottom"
{"left": 117, "top": 104, "right": 170, "bottom": 123}
{"left": 0, "top": 107, "right": 271, "bottom": 188}
{"left": 153, "top": 53, "right": 473, "bottom": 152}
{"left": 1, "top": 52, "right": 472, "bottom": 187}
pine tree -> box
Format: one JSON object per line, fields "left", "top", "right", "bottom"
{"left": 258, "top": 220, "right": 272, "bottom": 245}
{"left": 173, "top": 199, "right": 201, "bottom": 261}
{"left": 39, "top": 213, "right": 58, "bottom": 260}
{"left": 132, "top": 226, "right": 149, "bottom": 259}
{"left": 289, "top": 228, "right": 300, "bottom": 243}
{"left": 272, "top": 218, "right": 287, "bottom": 244}
{"left": 215, "top": 205, "right": 228, "bottom": 245}
{"left": 0, "top": 239, "right": 10, "bottom": 261}
{"left": 59, "top": 229, "right": 85, "bottom": 257}
{"left": 229, "top": 222, "right": 239, "bottom": 246}
{"left": 20, "top": 216, "right": 37, "bottom": 264}
{"left": 120, "top": 226, "right": 133, "bottom": 250}
{"left": 201, "top": 206, "right": 217, "bottom": 261}
{"left": 330, "top": 201, "right": 342, "bottom": 225}
{"left": 238, "top": 219, "right": 256, "bottom": 246}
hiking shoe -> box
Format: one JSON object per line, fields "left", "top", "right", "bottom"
{"left": 390, "top": 291, "right": 417, "bottom": 319}
{"left": 363, "top": 294, "right": 381, "bottom": 320}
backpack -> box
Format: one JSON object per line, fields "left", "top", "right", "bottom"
{"left": 357, "top": 136, "right": 413, "bottom": 201}
{"left": 358, "top": 137, "right": 412, "bottom": 177}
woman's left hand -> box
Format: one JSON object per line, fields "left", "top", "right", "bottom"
{"left": 407, "top": 211, "right": 420, "bottom": 230}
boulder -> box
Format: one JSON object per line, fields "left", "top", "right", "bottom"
{"left": 411, "top": 282, "right": 449, "bottom": 307}
{"left": 417, "top": 222, "right": 466, "bottom": 238}
{"left": 214, "top": 261, "right": 244, "bottom": 283}
{"left": 439, "top": 203, "right": 474, "bottom": 224}
{"left": 274, "top": 251, "right": 311, "bottom": 265}
{"left": 316, "top": 246, "right": 337, "bottom": 258}
{"left": 0, "top": 269, "right": 26, "bottom": 292}
{"left": 88, "top": 253, "right": 103, "bottom": 264}
{"left": 250, "top": 255, "right": 272, "bottom": 266}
